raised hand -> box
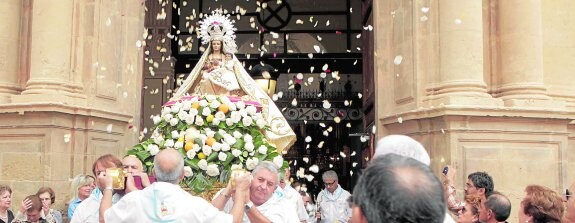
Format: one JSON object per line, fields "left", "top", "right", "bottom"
{"left": 20, "top": 198, "right": 32, "bottom": 213}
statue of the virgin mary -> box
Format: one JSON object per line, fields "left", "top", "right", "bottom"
{"left": 169, "top": 10, "right": 296, "bottom": 152}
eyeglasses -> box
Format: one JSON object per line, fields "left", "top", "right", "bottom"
{"left": 323, "top": 181, "right": 336, "bottom": 186}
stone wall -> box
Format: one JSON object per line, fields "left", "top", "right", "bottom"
{"left": 0, "top": 0, "right": 145, "bottom": 213}
{"left": 373, "top": 0, "right": 575, "bottom": 221}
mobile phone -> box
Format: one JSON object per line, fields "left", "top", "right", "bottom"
{"left": 131, "top": 175, "right": 156, "bottom": 190}
{"left": 567, "top": 189, "right": 572, "bottom": 200}
{"left": 442, "top": 166, "right": 449, "bottom": 175}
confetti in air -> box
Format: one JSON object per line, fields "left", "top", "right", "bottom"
{"left": 309, "top": 165, "right": 319, "bottom": 173}
{"left": 64, "top": 134, "right": 71, "bottom": 143}
{"left": 394, "top": 55, "right": 403, "bottom": 65}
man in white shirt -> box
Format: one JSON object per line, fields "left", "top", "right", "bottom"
{"left": 315, "top": 170, "right": 351, "bottom": 223}
{"left": 99, "top": 148, "right": 250, "bottom": 223}
{"left": 70, "top": 154, "right": 123, "bottom": 223}
{"left": 276, "top": 167, "right": 308, "bottom": 222}
{"left": 213, "top": 161, "right": 299, "bottom": 223}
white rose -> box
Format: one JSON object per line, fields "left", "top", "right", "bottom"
{"left": 236, "top": 101, "right": 246, "bottom": 109}
{"left": 185, "top": 115, "right": 195, "bottom": 125}
{"left": 192, "top": 144, "right": 201, "bottom": 152}
{"left": 189, "top": 108, "right": 198, "bottom": 116}
{"left": 199, "top": 99, "right": 208, "bottom": 107}
{"left": 273, "top": 156, "right": 284, "bottom": 168}
{"left": 170, "top": 103, "right": 181, "bottom": 113}
{"left": 245, "top": 142, "right": 254, "bottom": 152}
{"left": 246, "top": 106, "right": 257, "bottom": 115}
{"left": 218, "top": 152, "right": 227, "bottom": 161}
{"left": 213, "top": 118, "right": 221, "bottom": 125}
{"left": 215, "top": 111, "right": 226, "bottom": 120}
{"left": 233, "top": 131, "right": 242, "bottom": 138}
{"left": 198, "top": 159, "right": 208, "bottom": 170}
{"left": 221, "top": 143, "right": 231, "bottom": 152}
{"left": 163, "top": 113, "right": 173, "bottom": 122}
{"left": 256, "top": 119, "right": 266, "bottom": 128}
{"left": 147, "top": 144, "right": 160, "bottom": 156}
{"left": 205, "top": 129, "right": 215, "bottom": 138}
{"left": 171, "top": 130, "right": 180, "bottom": 139}
{"left": 182, "top": 101, "right": 192, "bottom": 111}
{"left": 239, "top": 109, "right": 248, "bottom": 117}
{"left": 228, "top": 103, "right": 237, "bottom": 111}
{"left": 244, "top": 134, "right": 253, "bottom": 142}
{"left": 218, "top": 129, "right": 227, "bottom": 135}
{"left": 226, "top": 118, "right": 234, "bottom": 126}
{"left": 161, "top": 107, "right": 171, "bottom": 116}
{"left": 195, "top": 116, "right": 204, "bottom": 126}
{"left": 258, "top": 145, "right": 267, "bottom": 154}
{"left": 206, "top": 95, "right": 217, "bottom": 101}
{"left": 210, "top": 100, "right": 221, "bottom": 109}
{"left": 206, "top": 164, "right": 220, "bottom": 176}
{"left": 174, "top": 141, "right": 184, "bottom": 149}
{"left": 230, "top": 111, "right": 241, "bottom": 123}
{"left": 169, "top": 118, "right": 179, "bottom": 126}
{"left": 219, "top": 96, "right": 231, "bottom": 104}
{"left": 185, "top": 127, "right": 199, "bottom": 140}
{"left": 246, "top": 157, "right": 259, "bottom": 170}
{"left": 164, "top": 139, "right": 175, "bottom": 148}
{"left": 186, "top": 150, "right": 196, "bottom": 159}
{"left": 202, "top": 145, "right": 213, "bottom": 156}
{"left": 153, "top": 135, "right": 164, "bottom": 145}
{"left": 201, "top": 107, "right": 211, "bottom": 117}
{"left": 152, "top": 115, "right": 161, "bottom": 124}
{"left": 242, "top": 116, "right": 253, "bottom": 126}
{"left": 177, "top": 110, "right": 188, "bottom": 120}
{"left": 184, "top": 166, "right": 193, "bottom": 177}
{"left": 224, "top": 135, "right": 236, "bottom": 145}
{"left": 212, "top": 142, "right": 221, "bottom": 151}
{"left": 231, "top": 149, "right": 241, "bottom": 157}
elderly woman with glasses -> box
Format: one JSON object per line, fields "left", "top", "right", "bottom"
{"left": 457, "top": 195, "right": 481, "bottom": 223}
{"left": 35, "top": 187, "right": 62, "bottom": 223}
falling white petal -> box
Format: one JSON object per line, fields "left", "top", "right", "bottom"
{"left": 394, "top": 55, "right": 403, "bottom": 65}
{"left": 313, "top": 45, "right": 321, "bottom": 53}
{"left": 309, "top": 165, "right": 319, "bottom": 173}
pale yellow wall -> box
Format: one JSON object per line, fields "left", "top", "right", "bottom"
{"left": 0, "top": 0, "right": 145, "bottom": 214}
{"left": 373, "top": 0, "right": 575, "bottom": 222}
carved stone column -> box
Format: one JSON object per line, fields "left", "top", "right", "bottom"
{"left": 425, "top": 0, "right": 501, "bottom": 107}
{"left": 495, "top": 0, "right": 563, "bottom": 108}
{"left": 11, "top": 0, "right": 86, "bottom": 105}
{"left": 0, "top": 0, "right": 23, "bottom": 103}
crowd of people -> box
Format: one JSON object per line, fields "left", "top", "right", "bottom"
{"left": 0, "top": 134, "right": 574, "bottom": 222}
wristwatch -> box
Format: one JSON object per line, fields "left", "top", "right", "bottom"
{"left": 244, "top": 201, "right": 254, "bottom": 213}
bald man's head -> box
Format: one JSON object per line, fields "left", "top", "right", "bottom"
{"left": 122, "top": 155, "right": 144, "bottom": 174}
{"left": 153, "top": 149, "right": 184, "bottom": 184}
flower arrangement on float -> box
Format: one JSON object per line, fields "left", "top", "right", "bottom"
{"left": 128, "top": 95, "right": 287, "bottom": 194}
